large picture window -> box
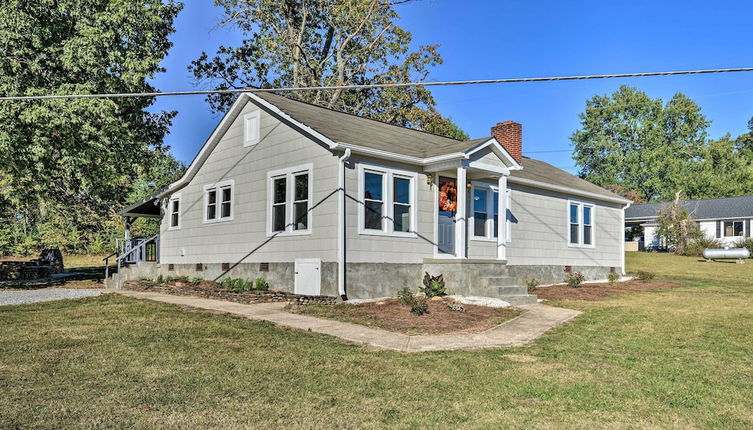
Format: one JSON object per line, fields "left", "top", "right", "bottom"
{"left": 267, "top": 165, "right": 312, "bottom": 235}
{"left": 568, "top": 201, "right": 595, "bottom": 247}
{"left": 203, "top": 180, "right": 234, "bottom": 223}
{"left": 471, "top": 184, "right": 511, "bottom": 241}
{"left": 359, "top": 165, "right": 416, "bottom": 236}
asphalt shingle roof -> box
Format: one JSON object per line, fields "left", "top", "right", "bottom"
{"left": 255, "top": 93, "right": 624, "bottom": 201}
{"left": 625, "top": 195, "right": 753, "bottom": 220}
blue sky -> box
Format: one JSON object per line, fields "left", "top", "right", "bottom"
{"left": 149, "top": 0, "right": 753, "bottom": 173}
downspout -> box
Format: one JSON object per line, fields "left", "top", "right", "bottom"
{"left": 337, "top": 149, "right": 352, "bottom": 300}
{"left": 621, "top": 202, "right": 632, "bottom": 275}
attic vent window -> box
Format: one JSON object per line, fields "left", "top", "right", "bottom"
{"left": 244, "top": 110, "right": 261, "bottom": 147}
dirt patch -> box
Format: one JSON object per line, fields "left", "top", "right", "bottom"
{"left": 287, "top": 298, "right": 523, "bottom": 335}
{"left": 530, "top": 280, "right": 680, "bottom": 301}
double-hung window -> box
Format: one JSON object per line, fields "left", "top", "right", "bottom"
{"left": 168, "top": 194, "right": 181, "bottom": 230}
{"left": 204, "top": 180, "right": 234, "bottom": 223}
{"left": 471, "top": 184, "right": 511, "bottom": 241}
{"left": 568, "top": 201, "right": 594, "bottom": 247}
{"left": 268, "top": 164, "right": 312, "bottom": 235}
{"left": 359, "top": 165, "right": 416, "bottom": 236}
{"left": 723, "top": 220, "right": 744, "bottom": 237}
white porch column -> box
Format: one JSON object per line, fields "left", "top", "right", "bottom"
{"left": 497, "top": 175, "right": 508, "bottom": 260}
{"left": 455, "top": 166, "right": 467, "bottom": 258}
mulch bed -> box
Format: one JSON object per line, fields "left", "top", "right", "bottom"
{"left": 124, "top": 280, "right": 337, "bottom": 305}
{"left": 530, "top": 280, "right": 680, "bottom": 301}
{"left": 287, "top": 297, "right": 523, "bottom": 335}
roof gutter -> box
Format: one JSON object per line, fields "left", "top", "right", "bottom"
{"left": 507, "top": 176, "right": 632, "bottom": 205}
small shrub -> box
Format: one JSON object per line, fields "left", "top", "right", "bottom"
{"left": 565, "top": 272, "right": 586, "bottom": 288}
{"left": 410, "top": 297, "right": 429, "bottom": 316}
{"left": 733, "top": 237, "right": 753, "bottom": 255}
{"left": 254, "top": 277, "right": 269, "bottom": 291}
{"left": 219, "top": 278, "right": 252, "bottom": 292}
{"left": 447, "top": 301, "right": 465, "bottom": 312}
{"left": 155, "top": 274, "right": 165, "bottom": 284}
{"left": 396, "top": 287, "right": 415, "bottom": 306}
{"left": 191, "top": 277, "right": 203, "bottom": 284}
{"left": 636, "top": 270, "right": 655, "bottom": 281}
{"left": 607, "top": 272, "right": 620, "bottom": 283}
{"left": 421, "top": 272, "right": 446, "bottom": 297}
{"left": 526, "top": 278, "right": 540, "bottom": 288}
{"left": 682, "top": 237, "right": 722, "bottom": 257}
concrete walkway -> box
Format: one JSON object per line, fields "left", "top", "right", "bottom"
{"left": 111, "top": 289, "right": 582, "bottom": 352}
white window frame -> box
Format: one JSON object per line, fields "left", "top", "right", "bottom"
{"left": 243, "top": 110, "right": 261, "bottom": 147}
{"left": 168, "top": 193, "right": 181, "bottom": 230}
{"left": 203, "top": 180, "right": 234, "bottom": 224}
{"left": 567, "top": 199, "right": 595, "bottom": 248}
{"left": 723, "top": 220, "right": 745, "bottom": 237}
{"left": 470, "top": 183, "right": 512, "bottom": 242}
{"left": 266, "top": 164, "right": 313, "bottom": 236}
{"left": 357, "top": 163, "right": 417, "bottom": 238}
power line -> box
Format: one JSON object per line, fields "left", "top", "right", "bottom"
{"left": 2, "top": 67, "right": 753, "bottom": 101}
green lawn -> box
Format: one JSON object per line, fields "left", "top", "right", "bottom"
{"left": 1, "top": 253, "right": 752, "bottom": 428}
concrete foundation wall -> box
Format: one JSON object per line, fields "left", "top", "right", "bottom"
{"left": 115, "top": 260, "right": 614, "bottom": 300}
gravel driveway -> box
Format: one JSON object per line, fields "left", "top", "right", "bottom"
{"left": 0, "top": 289, "right": 102, "bottom": 306}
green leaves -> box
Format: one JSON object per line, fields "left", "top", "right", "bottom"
{"left": 190, "top": 0, "right": 467, "bottom": 139}
{"left": 572, "top": 86, "right": 712, "bottom": 202}
{"left": 0, "top": 0, "right": 183, "bottom": 255}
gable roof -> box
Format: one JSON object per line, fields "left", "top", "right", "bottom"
{"left": 626, "top": 195, "right": 753, "bottom": 221}
{"left": 152, "top": 92, "right": 628, "bottom": 205}
{"left": 254, "top": 92, "right": 488, "bottom": 159}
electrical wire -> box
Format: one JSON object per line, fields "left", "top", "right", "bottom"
{"left": 1, "top": 67, "right": 753, "bottom": 101}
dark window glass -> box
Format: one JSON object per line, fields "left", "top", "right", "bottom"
{"left": 570, "top": 224, "right": 579, "bottom": 244}
{"left": 584, "top": 225, "right": 592, "bottom": 245}
{"left": 474, "top": 212, "right": 487, "bottom": 237}
{"left": 294, "top": 201, "right": 308, "bottom": 230}
{"left": 394, "top": 177, "right": 410, "bottom": 204}
{"left": 364, "top": 172, "right": 383, "bottom": 200}
{"left": 220, "top": 187, "right": 232, "bottom": 218}
{"left": 273, "top": 204, "right": 286, "bottom": 232}
{"left": 394, "top": 204, "right": 410, "bottom": 232}
{"left": 274, "top": 177, "right": 286, "bottom": 204}
{"left": 569, "top": 204, "right": 578, "bottom": 224}
{"left": 171, "top": 213, "right": 179, "bottom": 227}
{"left": 221, "top": 201, "right": 231, "bottom": 218}
{"left": 170, "top": 200, "right": 179, "bottom": 227}
{"left": 206, "top": 190, "right": 217, "bottom": 220}
{"left": 294, "top": 174, "right": 308, "bottom": 201}
{"left": 736, "top": 221, "right": 744, "bottom": 236}
{"left": 365, "top": 201, "right": 383, "bottom": 230}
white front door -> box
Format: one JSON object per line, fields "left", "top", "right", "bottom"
{"left": 294, "top": 258, "right": 321, "bottom": 295}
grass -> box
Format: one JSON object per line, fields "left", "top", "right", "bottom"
{"left": 0, "top": 253, "right": 752, "bottom": 428}
{"left": 626, "top": 251, "right": 753, "bottom": 286}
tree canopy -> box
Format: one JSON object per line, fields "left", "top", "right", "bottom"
{"left": 572, "top": 86, "right": 753, "bottom": 203}
{"left": 0, "top": 0, "right": 184, "bottom": 255}
{"left": 189, "top": 0, "right": 469, "bottom": 140}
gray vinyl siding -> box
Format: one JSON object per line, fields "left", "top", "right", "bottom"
{"left": 505, "top": 184, "right": 623, "bottom": 267}
{"left": 344, "top": 155, "right": 435, "bottom": 263}
{"left": 160, "top": 101, "right": 339, "bottom": 264}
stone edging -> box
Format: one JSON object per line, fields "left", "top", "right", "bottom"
{"left": 123, "top": 281, "right": 337, "bottom": 305}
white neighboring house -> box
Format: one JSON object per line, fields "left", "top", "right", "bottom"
{"left": 112, "top": 92, "right": 631, "bottom": 302}
{"left": 625, "top": 196, "right": 753, "bottom": 250}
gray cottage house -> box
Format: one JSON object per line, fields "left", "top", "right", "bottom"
{"left": 112, "top": 92, "right": 630, "bottom": 302}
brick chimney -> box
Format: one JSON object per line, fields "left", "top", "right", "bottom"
{"left": 491, "top": 121, "right": 523, "bottom": 163}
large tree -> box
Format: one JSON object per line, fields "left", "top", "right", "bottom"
{"left": 0, "top": 0, "right": 183, "bottom": 254}
{"left": 189, "top": 0, "right": 468, "bottom": 140}
{"left": 571, "top": 86, "right": 709, "bottom": 202}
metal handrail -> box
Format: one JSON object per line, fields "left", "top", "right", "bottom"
{"left": 103, "top": 250, "right": 118, "bottom": 282}
{"left": 114, "top": 234, "right": 159, "bottom": 289}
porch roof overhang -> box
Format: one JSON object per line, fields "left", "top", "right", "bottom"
{"left": 119, "top": 195, "right": 161, "bottom": 219}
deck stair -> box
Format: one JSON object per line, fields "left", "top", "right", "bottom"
{"left": 483, "top": 276, "right": 538, "bottom": 305}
